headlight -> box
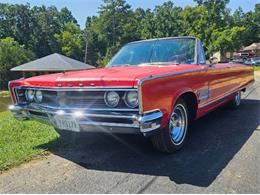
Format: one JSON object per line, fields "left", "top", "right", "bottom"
{"left": 104, "top": 91, "right": 120, "bottom": 107}
{"left": 34, "top": 90, "right": 43, "bottom": 103}
{"left": 25, "top": 89, "right": 35, "bottom": 102}
{"left": 124, "top": 91, "right": 139, "bottom": 108}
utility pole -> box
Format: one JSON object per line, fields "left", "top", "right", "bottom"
{"left": 84, "top": 29, "right": 88, "bottom": 64}
{"left": 84, "top": 39, "right": 88, "bottom": 64}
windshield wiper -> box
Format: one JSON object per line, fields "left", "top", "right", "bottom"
{"left": 109, "top": 64, "right": 130, "bottom": 67}
{"left": 145, "top": 61, "right": 180, "bottom": 65}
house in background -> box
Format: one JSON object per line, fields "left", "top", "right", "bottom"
{"left": 242, "top": 43, "right": 260, "bottom": 57}
{"left": 212, "top": 51, "right": 234, "bottom": 63}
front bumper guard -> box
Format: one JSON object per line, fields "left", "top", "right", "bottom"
{"left": 9, "top": 105, "right": 163, "bottom": 134}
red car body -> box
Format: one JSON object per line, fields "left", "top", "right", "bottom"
{"left": 9, "top": 37, "right": 254, "bottom": 152}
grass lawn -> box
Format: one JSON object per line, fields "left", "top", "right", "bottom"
{"left": 254, "top": 66, "right": 260, "bottom": 71}
{"left": 0, "top": 111, "right": 59, "bottom": 172}
{"left": 0, "top": 91, "right": 10, "bottom": 98}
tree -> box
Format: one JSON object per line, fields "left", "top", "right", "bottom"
{"left": 59, "top": 7, "right": 78, "bottom": 26}
{"left": 29, "top": 5, "right": 61, "bottom": 57}
{"left": 54, "top": 22, "right": 84, "bottom": 60}
{"left": 139, "top": 9, "right": 156, "bottom": 39}
{"left": 84, "top": 0, "right": 139, "bottom": 67}
{"left": 154, "top": 1, "right": 184, "bottom": 37}
{"left": 0, "top": 37, "right": 35, "bottom": 89}
{"left": 240, "top": 4, "right": 260, "bottom": 46}
{"left": 211, "top": 26, "right": 246, "bottom": 56}
{"left": 0, "top": 3, "right": 33, "bottom": 48}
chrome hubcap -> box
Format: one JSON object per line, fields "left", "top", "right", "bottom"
{"left": 169, "top": 104, "right": 187, "bottom": 145}
{"left": 235, "top": 92, "right": 241, "bottom": 106}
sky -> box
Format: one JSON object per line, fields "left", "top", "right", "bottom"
{"left": 2, "top": 0, "right": 259, "bottom": 28}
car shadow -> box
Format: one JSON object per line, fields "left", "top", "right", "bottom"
{"left": 38, "top": 99, "right": 260, "bottom": 187}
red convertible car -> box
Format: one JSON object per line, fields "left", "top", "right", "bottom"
{"left": 9, "top": 37, "right": 254, "bottom": 153}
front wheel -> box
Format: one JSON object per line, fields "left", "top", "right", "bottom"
{"left": 150, "top": 98, "right": 189, "bottom": 153}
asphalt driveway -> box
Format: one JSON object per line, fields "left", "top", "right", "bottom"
{"left": 0, "top": 75, "right": 260, "bottom": 193}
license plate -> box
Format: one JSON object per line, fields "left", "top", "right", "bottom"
{"left": 52, "top": 115, "right": 80, "bottom": 132}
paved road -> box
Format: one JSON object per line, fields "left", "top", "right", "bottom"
{"left": 1, "top": 75, "right": 260, "bottom": 193}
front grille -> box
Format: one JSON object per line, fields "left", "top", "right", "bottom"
{"left": 15, "top": 88, "right": 139, "bottom": 111}
{"left": 58, "top": 91, "right": 106, "bottom": 108}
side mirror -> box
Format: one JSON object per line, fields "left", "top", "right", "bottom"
{"left": 209, "top": 56, "right": 218, "bottom": 64}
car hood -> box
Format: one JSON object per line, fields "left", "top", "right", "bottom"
{"left": 13, "top": 64, "right": 201, "bottom": 88}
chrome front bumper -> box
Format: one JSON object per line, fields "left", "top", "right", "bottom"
{"left": 9, "top": 104, "right": 163, "bottom": 135}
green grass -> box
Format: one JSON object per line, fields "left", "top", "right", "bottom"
{"left": 253, "top": 66, "right": 260, "bottom": 71}
{"left": 0, "top": 91, "right": 10, "bottom": 98}
{"left": 0, "top": 111, "right": 59, "bottom": 172}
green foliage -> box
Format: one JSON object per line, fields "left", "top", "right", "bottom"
{"left": 85, "top": 0, "right": 141, "bottom": 67}
{"left": 54, "top": 22, "right": 84, "bottom": 60}
{"left": 0, "top": 90, "right": 10, "bottom": 98}
{"left": 86, "top": 0, "right": 259, "bottom": 65}
{"left": 0, "top": 37, "right": 35, "bottom": 89}
{"left": 254, "top": 66, "right": 260, "bottom": 71}
{"left": 0, "top": 0, "right": 259, "bottom": 84}
{"left": 0, "top": 111, "right": 59, "bottom": 172}
{"left": 211, "top": 26, "right": 246, "bottom": 55}
{"left": 154, "top": 2, "right": 184, "bottom": 37}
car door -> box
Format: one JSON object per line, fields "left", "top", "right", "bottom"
{"left": 195, "top": 40, "right": 232, "bottom": 106}
{"left": 195, "top": 40, "right": 212, "bottom": 107}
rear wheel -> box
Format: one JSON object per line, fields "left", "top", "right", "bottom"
{"left": 229, "top": 91, "right": 241, "bottom": 109}
{"left": 150, "top": 98, "right": 189, "bottom": 153}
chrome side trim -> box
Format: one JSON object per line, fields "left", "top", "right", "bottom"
{"left": 198, "top": 83, "right": 252, "bottom": 109}
{"left": 138, "top": 80, "right": 143, "bottom": 114}
{"left": 198, "top": 88, "right": 211, "bottom": 102}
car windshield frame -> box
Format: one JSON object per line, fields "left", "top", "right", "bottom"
{"left": 107, "top": 37, "right": 198, "bottom": 67}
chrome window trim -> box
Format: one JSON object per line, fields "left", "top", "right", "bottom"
{"left": 195, "top": 38, "right": 199, "bottom": 65}
{"left": 128, "top": 36, "right": 196, "bottom": 45}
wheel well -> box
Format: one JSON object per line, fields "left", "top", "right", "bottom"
{"left": 179, "top": 92, "right": 198, "bottom": 121}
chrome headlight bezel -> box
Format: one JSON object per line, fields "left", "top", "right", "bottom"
{"left": 25, "top": 89, "right": 35, "bottom": 102}
{"left": 124, "top": 91, "right": 139, "bottom": 108}
{"left": 104, "top": 91, "right": 120, "bottom": 108}
{"left": 34, "top": 90, "right": 43, "bottom": 103}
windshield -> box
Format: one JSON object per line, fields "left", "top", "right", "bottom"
{"left": 107, "top": 38, "right": 196, "bottom": 67}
